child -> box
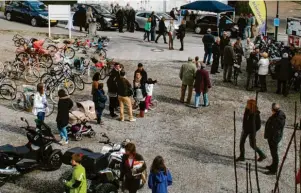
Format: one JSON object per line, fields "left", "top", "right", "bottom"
{"left": 56, "top": 89, "right": 73, "bottom": 145}
{"left": 148, "top": 156, "right": 173, "bottom": 193}
{"left": 194, "top": 64, "right": 211, "bottom": 108}
{"left": 93, "top": 83, "right": 107, "bottom": 124}
{"left": 33, "top": 83, "right": 48, "bottom": 122}
{"left": 133, "top": 71, "right": 147, "bottom": 118}
{"left": 145, "top": 78, "right": 157, "bottom": 113}
{"left": 194, "top": 56, "right": 201, "bottom": 69}
{"left": 144, "top": 17, "right": 151, "bottom": 42}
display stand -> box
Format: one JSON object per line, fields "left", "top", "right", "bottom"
{"left": 48, "top": 5, "right": 71, "bottom": 39}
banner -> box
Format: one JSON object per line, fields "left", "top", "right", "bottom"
{"left": 249, "top": 0, "right": 267, "bottom": 35}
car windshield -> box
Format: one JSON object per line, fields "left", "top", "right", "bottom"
{"left": 94, "top": 5, "right": 111, "bottom": 14}
{"left": 156, "top": 13, "right": 172, "bottom": 19}
{"left": 29, "top": 1, "right": 47, "bottom": 11}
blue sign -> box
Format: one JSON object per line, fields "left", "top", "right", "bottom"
{"left": 274, "top": 18, "right": 280, "bottom": 27}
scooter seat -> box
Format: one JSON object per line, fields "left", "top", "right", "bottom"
{"left": 0, "top": 144, "right": 30, "bottom": 155}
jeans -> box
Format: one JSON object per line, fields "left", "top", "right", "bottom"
{"left": 59, "top": 126, "right": 68, "bottom": 141}
{"left": 155, "top": 32, "right": 167, "bottom": 43}
{"left": 246, "top": 72, "right": 254, "bottom": 90}
{"left": 150, "top": 27, "right": 155, "bottom": 41}
{"left": 180, "top": 37, "right": 184, "bottom": 50}
{"left": 203, "top": 46, "right": 212, "bottom": 64}
{"left": 139, "top": 101, "right": 146, "bottom": 111}
{"left": 239, "top": 130, "right": 265, "bottom": 158}
{"left": 277, "top": 80, "right": 287, "bottom": 95}
{"left": 144, "top": 31, "right": 150, "bottom": 41}
{"left": 220, "top": 53, "right": 224, "bottom": 69}
{"left": 245, "top": 26, "right": 251, "bottom": 38}
{"left": 223, "top": 64, "right": 233, "bottom": 81}
{"left": 145, "top": 95, "right": 152, "bottom": 110}
{"left": 259, "top": 75, "right": 267, "bottom": 92}
{"left": 239, "top": 27, "right": 245, "bottom": 39}
{"left": 268, "top": 138, "right": 279, "bottom": 172}
{"left": 194, "top": 92, "right": 209, "bottom": 107}
{"left": 168, "top": 33, "right": 173, "bottom": 49}
{"left": 96, "top": 108, "right": 104, "bottom": 123}
{"left": 109, "top": 96, "right": 118, "bottom": 116}
{"left": 37, "top": 112, "right": 45, "bottom": 122}
{"left": 180, "top": 84, "right": 193, "bottom": 104}
{"left": 210, "top": 54, "right": 220, "bottom": 74}
{"left": 118, "top": 96, "right": 133, "bottom": 120}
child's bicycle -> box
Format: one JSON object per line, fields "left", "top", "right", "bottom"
{"left": 132, "top": 97, "right": 158, "bottom": 111}
{"left": 11, "top": 85, "right": 54, "bottom": 117}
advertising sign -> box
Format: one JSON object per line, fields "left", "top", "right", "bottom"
{"left": 286, "top": 17, "right": 301, "bottom": 37}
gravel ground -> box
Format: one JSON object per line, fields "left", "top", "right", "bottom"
{"left": 0, "top": 31, "right": 299, "bottom": 193}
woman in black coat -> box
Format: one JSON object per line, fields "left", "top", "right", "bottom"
{"left": 275, "top": 53, "right": 293, "bottom": 96}
{"left": 120, "top": 143, "right": 146, "bottom": 193}
{"left": 177, "top": 20, "right": 186, "bottom": 51}
{"left": 236, "top": 99, "right": 266, "bottom": 162}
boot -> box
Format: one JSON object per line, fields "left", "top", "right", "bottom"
{"left": 137, "top": 110, "right": 144, "bottom": 118}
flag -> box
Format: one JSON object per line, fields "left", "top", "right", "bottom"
{"left": 249, "top": 0, "right": 267, "bottom": 35}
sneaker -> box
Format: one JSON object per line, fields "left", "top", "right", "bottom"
{"left": 65, "top": 140, "right": 69, "bottom": 145}
{"left": 111, "top": 114, "right": 118, "bottom": 118}
{"left": 145, "top": 109, "right": 148, "bottom": 113}
{"left": 129, "top": 118, "right": 136, "bottom": 122}
{"left": 120, "top": 118, "right": 124, "bottom": 122}
{"left": 59, "top": 140, "right": 64, "bottom": 145}
{"left": 257, "top": 155, "right": 267, "bottom": 162}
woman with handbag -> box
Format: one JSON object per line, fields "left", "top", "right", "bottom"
{"left": 236, "top": 99, "right": 266, "bottom": 162}
{"left": 120, "top": 143, "right": 146, "bottom": 193}
{"left": 167, "top": 20, "right": 175, "bottom": 50}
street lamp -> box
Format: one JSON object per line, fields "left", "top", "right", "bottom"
{"left": 275, "top": 0, "right": 279, "bottom": 41}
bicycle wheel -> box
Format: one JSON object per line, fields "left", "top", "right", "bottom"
{"left": 16, "top": 52, "right": 29, "bottom": 63}
{"left": 99, "top": 66, "right": 111, "bottom": 80}
{"left": 0, "top": 84, "right": 16, "bottom": 100}
{"left": 1, "top": 78, "right": 17, "bottom": 89}
{"left": 11, "top": 91, "right": 26, "bottom": 111}
{"left": 45, "top": 100, "right": 55, "bottom": 117}
{"left": 149, "top": 99, "right": 158, "bottom": 110}
{"left": 4, "top": 63, "right": 19, "bottom": 80}
{"left": 81, "top": 67, "right": 93, "bottom": 84}
{"left": 33, "top": 61, "right": 48, "bottom": 76}
{"left": 64, "top": 47, "right": 75, "bottom": 59}
{"left": 24, "top": 67, "right": 40, "bottom": 83}
{"left": 39, "top": 54, "right": 53, "bottom": 68}
{"left": 50, "top": 87, "right": 59, "bottom": 104}
{"left": 46, "top": 45, "right": 58, "bottom": 57}
{"left": 59, "top": 78, "right": 75, "bottom": 95}
{"left": 74, "top": 75, "right": 85, "bottom": 90}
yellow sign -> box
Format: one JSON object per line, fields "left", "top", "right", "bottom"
{"left": 249, "top": 0, "right": 267, "bottom": 34}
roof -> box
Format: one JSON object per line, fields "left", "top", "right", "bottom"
{"left": 180, "top": 1, "right": 234, "bottom": 13}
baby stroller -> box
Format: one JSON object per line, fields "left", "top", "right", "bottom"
{"left": 68, "top": 101, "right": 97, "bottom": 141}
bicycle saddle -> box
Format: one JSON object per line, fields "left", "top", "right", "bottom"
{"left": 63, "top": 40, "right": 71, "bottom": 44}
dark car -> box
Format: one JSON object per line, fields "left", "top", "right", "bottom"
{"left": 4, "top": 0, "right": 58, "bottom": 27}
{"left": 73, "top": 4, "right": 118, "bottom": 31}
{"left": 194, "top": 14, "right": 238, "bottom": 37}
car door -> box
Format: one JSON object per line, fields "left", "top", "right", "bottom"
{"left": 208, "top": 16, "right": 218, "bottom": 32}
{"left": 11, "top": 1, "right": 23, "bottom": 20}
{"left": 20, "top": 1, "right": 31, "bottom": 23}
{"left": 136, "top": 13, "right": 145, "bottom": 29}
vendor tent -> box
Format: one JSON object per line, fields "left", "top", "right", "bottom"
{"left": 180, "top": 0, "right": 234, "bottom": 13}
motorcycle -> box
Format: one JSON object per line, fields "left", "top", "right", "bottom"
{"left": 0, "top": 117, "right": 63, "bottom": 186}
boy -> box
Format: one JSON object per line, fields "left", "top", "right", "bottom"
{"left": 93, "top": 83, "right": 107, "bottom": 124}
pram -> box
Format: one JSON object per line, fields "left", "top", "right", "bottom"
{"left": 68, "top": 101, "right": 96, "bottom": 141}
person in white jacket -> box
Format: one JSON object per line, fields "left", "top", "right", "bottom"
{"left": 258, "top": 52, "right": 269, "bottom": 92}
{"left": 167, "top": 20, "right": 175, "bottom": 50}
{"left": 33, "top": 83, "right": 48, "bottom": 121}
{"left": 244, "top": 38, "right": 254, "bottom": 59}
{"left": 145, "top": 78, "right": 157, "bottom": 112}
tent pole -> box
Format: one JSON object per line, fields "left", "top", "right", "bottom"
{"left": 217, "top": 13, "right": 220, "bottom": 37}
{"left": 233, "top": 11, "right": 235, "bottom": 21}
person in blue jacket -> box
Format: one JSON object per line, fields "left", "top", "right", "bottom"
{"left": 148, "top": 156, "right": 172, "bottom": 193}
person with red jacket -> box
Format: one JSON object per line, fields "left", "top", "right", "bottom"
{"left": 194, "top": 64, "right": 211, "bottom": 108}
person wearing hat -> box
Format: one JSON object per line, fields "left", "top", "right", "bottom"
{"left": 179, "top": 57, "right": 197, "bottom": 104}
{"left": 202, "top": 28, "right": 215, "bottom": 65}
{"left": 134, "top": 63, "right": 148, "bottom": 84}
{"left": 275, "top": 53, "right": 292, "bottom": 96}
{"left": 264, "top": 103, "right": 286, "bottom": 175}
{"left": 257, "top": 52, "right": 270, "bottom": 92}
{"left": 194, "top": 63, "right": 211, "bottom": 108}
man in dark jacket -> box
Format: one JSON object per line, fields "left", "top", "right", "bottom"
{"left": 134, "top": 63, "right": 148, "bottom": 84}
{"left": 202, "top": 28, "right": 215, "bottom": 65}
{"left": 220, "top": 31, "right": 230, "bottom": 69}
{"left": 107, "top": 63, "right": 121, "bottom": 117}
{"left": 237, "top": 14, "right": 247, "bottom": 40}
{"left": 116, "top": 8, "right": 124, "bottom": 33}
{"left": 178, "top": 20, "right": 186, "bottom": 51}
{"left": 155, "top": 17, "right": 167, "bottom": 44}
{"left": 76, "top": 5, "right": 87, "bottom": 32}
{"left": 210, "top": 38, "right": 221, "bottom": 74}
{"left": 264, "top": 103, "right": 286, "bottom": 175}
{"left": 223, "top": 42, "right": 235, "bottom": 82}
{"left": 170, "top": 8, "right": 176, "bottom": 20}
{"left": 275, "top": 53, "right": 292, "bottom": 96}
{"left": 129, "top": 8, "right": 136, "bottom": 32}
{"left": 150, "top": 12, "right": 157, "bottom": 41}
{"left": 246, "top": 49, "right": 260, "bottom": 90}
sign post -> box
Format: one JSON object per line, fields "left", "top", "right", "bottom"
{"left": 48, "top": 5, "right": 71, "bottom": 39}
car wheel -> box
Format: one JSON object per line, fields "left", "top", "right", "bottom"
{"left": 195, "top": 27, "right": 201, "bottom": 34}
{"left": 31, "top": 18, "right": 37, "bottom": 27}
{"left": 135, "top": 22, "right": 139, "bottom": 30}
{"left": 6, "top": 12, "right": 12, "bottom": 21}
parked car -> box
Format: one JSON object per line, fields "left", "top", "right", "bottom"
{"left": 73, "top": 4, "right": 118, "bottom": 31}
{"left": 194, "top": 14, "right": 238, "bottom": 37}
{"left": 135, "top": 11, "right": 179, "bottom": 31}
{"left": 4, "top": 0, "right": 58, "bottom": 27}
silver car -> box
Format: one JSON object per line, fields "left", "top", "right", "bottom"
{"left": 135, "top": 11, "right": 179, "bottom": 31}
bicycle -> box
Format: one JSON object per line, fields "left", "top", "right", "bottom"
{"left": 47, "top": 39, "right": 76, "bottom": 59}
{"left": 11, "top": 85, "right": 54, "bottom": 117}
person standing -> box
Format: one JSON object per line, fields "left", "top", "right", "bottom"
{"left": 107, "top": 63, "right": 121, "bottom": 118}
{"left": 63, "top": 153, "right": 87, "bottom": 193}
{"left": 77, "top": 5, "right": 86, "bottom": 32}
{"left": 116, "top": 7, "right": 124, "bottom": 33}
{"left": 148, "top": 156, "right": 173, "bottom": 193}
{"left": 56, "top": 89, "right": 73, "bottom": 145}
{"left": 167, "top": 20, "right": 175, "bottom": 50}
{"left": 210, "top": 37, "right": 221, "bottom": 74}
{"left": 133, "top": 72, "right": 147, "bottom": 118}
{"left": 202, "top": 28, "right": 215, "bottom": 66}
{"left": 236, "top": 99, "right": 266, "bottom": 162}
{"left": 117, "top": 71, "right": 136, "bottom": 122}
{"left": 246, "top": 14, "right": 252, "bottom": 38}
{"left": 177, "top": 20, "right": 186, "bottom": 51}
{"left": 86, "top": 7, "right": 94, "bottom": 34}
{"left": 129, "top": 7, "right": 136, "bottom": 32}
{"left": 155, "top": 17, "right": 167, "bottom": 44}
{"left": 145, "top": 78, "right": 157, "bottom": 112}
{"left": 250, "top": 13, "right": 256, "bottom": 38}
{"left": 246, "top": 49, "right": 259, "bottom": 90}
{"left": 223, "top": 42, "right": 236, "bottom": 82}
{"left": 144, "top": 17, "right": 151, "bottom": 42}
{"left": 33, "top": 83, "right": 48, "bottom": 122}
{"left": 120, "top": 143, "right": 147, "bottom": 193}
{"left": 125, "top": 3, "right": 131, "bottom": 31}
{"left": 134, "top": 63, "right": 148, "bottom": 84}
{"left": 237, "top": 14, "right": 247, "bottom": 40}
{"left": 258, "top": 52, "right": 269, "bottom": 92}
{"left": 91, "top": 72, "right": 100, "bottom": 95}
{"left": 275, "top": 53, "right": 292, "bottom": 96}
{"left": 234, "top": 37, "right": 244, "bottom": 69}
{"left": 93, "top": 83, "right": 107, "bottom": 125}
{"left": 220, "top": 31, "right": 230, "bottom": 69}
{"left": 194, "top": 64, "right": 211, "bottom": 108}
{"left": 150, "top": 12, "right": 157, "bottom": 41}
{"left": 169, "top": 8, "right": 176, "bottom": 20}
{"left": 264, "top": 103, "right": 286, "bottom": 175}
{"left": 179, "top": 57, "right": 197, "bottom": 104}
{"left": 244, "top": 38, "right": 255, "bottom": 61}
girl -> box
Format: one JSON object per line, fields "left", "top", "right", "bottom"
{"left": 56, "top": 89, "right": 73, "bottom": 145}
{"left": 120, "top": 143, "right": 146, "bottom": 193}
{"left": 93, "top": 83, "right": 107, "bottom": 124}
{"left": 144, "top": 17, "right": 151, "bottom": 42}
{"left": 92, "top": 72, "right": 100, "bottom": 95}
{"left": 33, "top": 83, "right": 48, "bottom": 122}
{"left": 148, "top": 156, "right": 173, "bottom": 193}
{"left": 167, "top": 20, "right": 175, "bottom": 50}
{"left": 145, "top": 78, "right": 157, "bottom": 113}
{"left": 133, "top": 71, "right": 147, "bottom": 118}
{"left": 194, "top": 56, "right": 201, "bottom": 69}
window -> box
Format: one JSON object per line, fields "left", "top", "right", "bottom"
{"left": 145, "top": 13, "right": 151, "bottom": 18}
{"left": 137, "top": 13, "right": 145, "bottom": 17}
